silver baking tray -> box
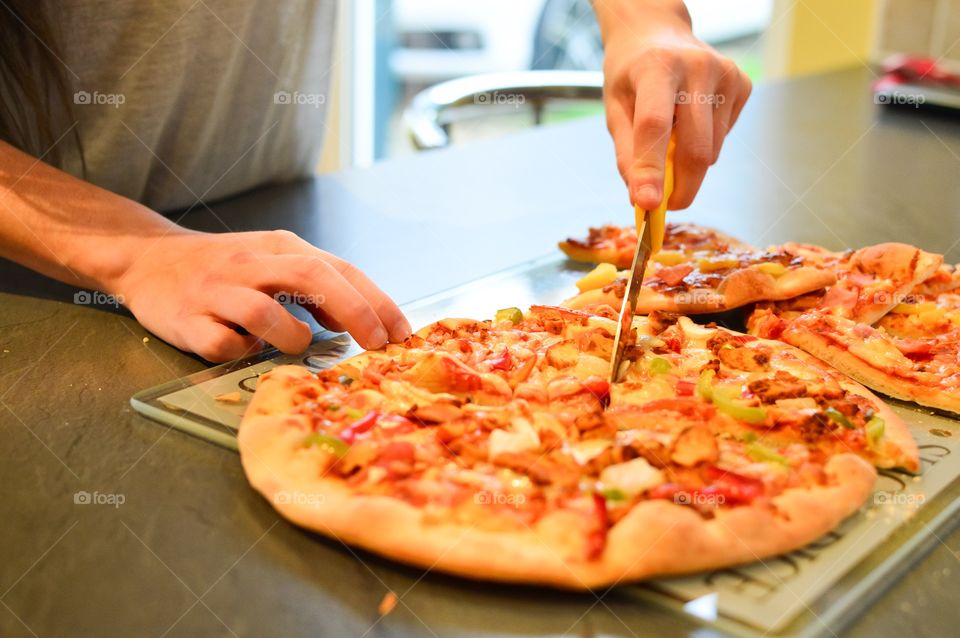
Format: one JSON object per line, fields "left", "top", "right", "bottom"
{"left": 131, "top": 253, "right": 960, "bottom": 638}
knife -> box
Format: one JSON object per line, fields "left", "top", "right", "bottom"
{"left": 609, "top": 136, "right": 676, "bottom": 382}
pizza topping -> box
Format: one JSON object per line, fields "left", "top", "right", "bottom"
{"left": 711, "top": 387, "right": 769, "bottom": 425}
{"left": 866, "top": 417, "right": 885, "bottom": 447}
{"left": 745, "top": 441, "right": 789, "bottom": 466}
{"left": 599, "top": 457, "right": 664, "bottom": 497}
{"left": 494, "top": 307, "right": 523, "bottom": 324}
{"left": 824, "top": 406, "right": 855, "bottom": 430}
{"left": 754, "top": 262, "right": 787, "bottom": 277}
{"left": 747, "top": 371, "right": 807, "bottom": 403}
{"left": 304, "top": 432, "right": 350, "bottom": 458}
{"left": 670, "top": 425, "right": 719, "bottom": 466}
{"left": 648, "top": 356, "right": 672, "bottom": 374}
{"left": 656, "top": 263, "right": 694, "bottom": 287}
{"left": 339, "top": 411, "right": 380, "bottom": 443}
{"left": 488, "top": 418, "right": 540, "bottom": 460}
{"left": 576, "top": 263, "right": 620, "bottom": 292}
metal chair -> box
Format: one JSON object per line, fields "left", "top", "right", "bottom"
{"left": 403, "top": 70, "right": 604, "bottom": 151}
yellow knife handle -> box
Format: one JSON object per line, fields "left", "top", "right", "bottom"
{"left": 635, "top": 134, "right": 676, "bottom": 255}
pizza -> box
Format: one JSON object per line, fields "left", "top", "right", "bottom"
{"left": 749, "top": 256, "right": 960, "bottom": 416}
{"left": 749, "top": 307, "right": 960, "bottom": 416}
{"left": 800, "top": 243, "right": 942, "bottom": 324}
{"left": 239, "top": 305, "right": 916, "bottom": 589}
{"left": 876, "top": 292, "right": 960, "bottom": 339}
{"left": 559, "top": 222, "right": 754, "bottom": 269}
{"left": 910, "top": 263, "right": 960, "bottom": 297}
{"left": 563, "top": 244, "right": 836, "bottom": 315}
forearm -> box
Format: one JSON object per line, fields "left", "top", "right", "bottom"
{"left": 0, "top": 141, "right": 186, "bottom": 293}
{"left": 592, "top": 0, "right": 692, "bottom": 42}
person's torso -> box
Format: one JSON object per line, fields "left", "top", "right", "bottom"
{"left": 56, "top": 0, "right": 337, "bottom": 211}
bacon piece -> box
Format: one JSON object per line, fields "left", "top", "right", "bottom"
{"left": 657, "top": 263, "right": 695, "bottom": 287}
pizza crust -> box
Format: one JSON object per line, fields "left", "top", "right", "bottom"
{"left": 239, "top": 366, "right": 877, "bottom": 589}
{"left": 558, "top": 242, "right": 629, "bottom": 269}
{"left": 781, "top": 327, "right": 960, "bottom": 426}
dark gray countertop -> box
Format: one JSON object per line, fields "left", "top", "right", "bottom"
{"left": 1, "top": 67, "right": 959, "bottom": 637}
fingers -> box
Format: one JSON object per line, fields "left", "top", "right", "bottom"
{"left": 671, "top": 97, "right": 714, "bottom": 210}
{"left": 248, "top": 254, "right": 392, "bottom": 350}
{"left": 628, "top": 67, "right": 680, "bottom": 210}
{"left": 270, "top": 233, "right": 412, "bottom": 343}
{"left": 318, "top": 251, "right": 412, "bottom": 343}
{"left": 710, "top": 66, "right": 751, "bottom": 163}
{"left": 181, "top": 317, "right": 263, "bottom": 363}
{"left": 209, "top": 287, "right": 314, "bottom": 354}
{"left": 607, "top": 100, "right": 635, "bottom": 200}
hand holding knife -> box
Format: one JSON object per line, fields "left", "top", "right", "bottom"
{"left": 609, "top": 135, "right": 676, "bottom": 382}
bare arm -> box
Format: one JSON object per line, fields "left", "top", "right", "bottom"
{"left": 593, "top": 0, "right": 752, "bottom": 210}
{"left": 0, "top": 141, "right": 411, "bottom": 361}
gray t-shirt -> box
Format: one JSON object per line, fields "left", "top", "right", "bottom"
{"left": 54, "top": 0, "right": 336, "bottom": 211}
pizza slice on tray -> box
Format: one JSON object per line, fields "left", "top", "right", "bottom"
{"left": 749, "top": 265, "right": 960, "bottom": 417}
{"left": 240, "top": 305, "right": 916, "bottom": 589}
{"left": 563, "top": 243, "right": 837, "bottom": 315}
{"left": 559, "top": 222, "right": 754, "bottom": 269}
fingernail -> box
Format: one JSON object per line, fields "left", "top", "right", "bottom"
{"left": 368, "top": 325, "right": 389, "bottom": 349}
{"left": 635, "top": 184, "right": 660, "bottom": 207}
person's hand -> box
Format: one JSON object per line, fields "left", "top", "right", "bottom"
{"left": 112, "top": 229, "right": 411, "bottom": 362}
{"left": 597, "top": 0, "right": 752, "bottom": 210}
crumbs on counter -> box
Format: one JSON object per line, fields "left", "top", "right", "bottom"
{"left": 215, "top": 392, "right": 243, "bottom": 403}
{"left": 378, "top": 591, "right": 398, "bottom": 616}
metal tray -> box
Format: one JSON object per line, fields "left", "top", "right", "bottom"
{"left": 131, "top": 253, "right": 960, "bottom": 638}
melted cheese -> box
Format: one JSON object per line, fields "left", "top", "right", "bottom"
{"left": 599, "top": 458, "right": 664, "bottom": 496}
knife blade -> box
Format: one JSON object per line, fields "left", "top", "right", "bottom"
{"left": 608, "top": 135, "right": 676, "bottom": 382}
{"left": 608, "top": 211, "right": 653, "bottom": 382}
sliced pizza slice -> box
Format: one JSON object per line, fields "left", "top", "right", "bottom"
{"left": 750, "top": 307, "right": 960, "bottom": 417}
{"left": 559, "top": 222, "right": 754, "bottom": 269}
{"left": 564, "top": 244, "right": 836, "bottom": 315}
{"left": 618, "top": 314, "right": 918, "bottom": 472}
{"left": 911, "top": 263, "right": 960, "bottom": 297}
{"left": 816, "top": 243, "right": 943, "bottom": 324}
{"left": 876, "top": 292, "right": 960, "bottom": 339}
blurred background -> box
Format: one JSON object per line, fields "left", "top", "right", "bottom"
{"left": 320, "top": 0, "right": 960, "bottom": 170}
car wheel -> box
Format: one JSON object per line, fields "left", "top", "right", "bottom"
{"left": 531, "top": 0, "right": 604, "bottom": 70}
